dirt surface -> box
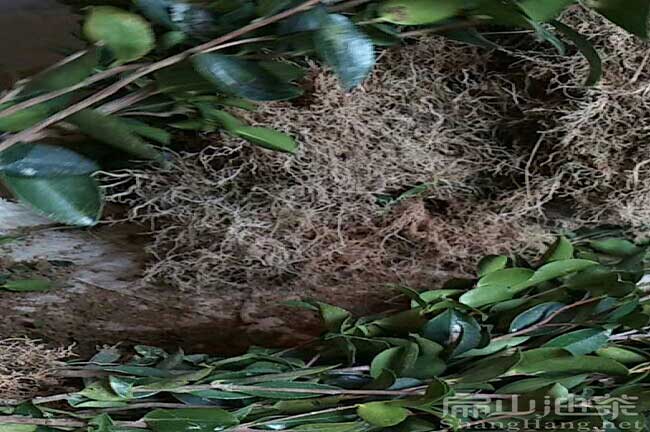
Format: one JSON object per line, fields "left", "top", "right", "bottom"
{"left": 0, "top": 200, "right": 396, "bottom": 356}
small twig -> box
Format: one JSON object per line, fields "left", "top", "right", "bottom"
{"left": 235, "top": 405, "right": 359, "bottom": 431}
{"left": 97, "top": 85, "right": 159, "bottom": 114}
{"left": 0, "top": 64, "right": 144, "bottom": 119}
{"left": 0, "top": 416, "right": 147, "bottom": 429}
{"left": 32, "top": 393, "right": 74, "bottom": 405}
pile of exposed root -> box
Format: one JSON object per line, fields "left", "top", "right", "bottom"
{"left": 109, "top": 7, "right": 649, "bottom": 298}
{"left": 0, "top": 338, "right": 73, "bottom": 401}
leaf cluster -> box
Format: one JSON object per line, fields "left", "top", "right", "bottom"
{"left": 1, "top": 236, "right": 649, "bottom": 431}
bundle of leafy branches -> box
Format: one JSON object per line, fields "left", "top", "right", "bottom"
{"left": 1, "top": 236, "right": 649, "bottom": 431}
{"left": 0, "top": 0, "right": 648, "bottom": 226}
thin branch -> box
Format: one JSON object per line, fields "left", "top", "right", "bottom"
{"left": 0, "top": 0, "right": 321, "bottom": 151}
{"left": 210, "top": 383, "right": 427, "bottom": 397}
{"left": 0, "top": 416, "right": 147, "bottom": 429}
{"left": 0, "top": 64, "right": 144, "bottom": 119}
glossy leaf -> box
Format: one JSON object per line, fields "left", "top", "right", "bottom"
{"left": 0, "top": 143, "right": 99, "bottom": 177}
{"left": 84, "top": 7, "right": 155, "bottom": 63}
{"left": 314, "top": 14, "right": 375, "bottom": 90}
{"left": 2, "top": 174, "right": 103, "bottom": 226}
{"left": 144, "top": 408, "right": 239, "bottom": 432}
{"left": 357, "top": 402, "right": 409, "bottom": 427}
{"left": 378, "top": 0, "right": 464, "bottom": 25}
{"left": 234, "top": 126, "right": 298, "bottom": 154}
{"left": 422, "top": 309, "right": 482, "bottom": 356}
{"left": 509, "top": 302, "right": 565, "bottom": 332}
{"left": 543, "top": 328, "right": 611, "bottom": 355}
{"left": 192, "top": 54, "right": 302, "bottom": 101}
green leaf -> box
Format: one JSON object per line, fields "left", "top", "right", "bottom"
{"left": 370, "top": 344, "right": 418, "bottom": 378}
{"left": 260, "top": 61, "right": 306, "bottom": 82}
{"left": 457, "top": 351, "right": 522, "bottom": 384}
{"left": 314, "top": 14, "right": 375, "bottom": 90}
{"left": 411, "top": 289, "right": 463, "bottom": 307}
{"left": 357, "top": 402, "right": 409, "bottom": 427}
{"left": 459, "top": 268, "right": 534, "bottom": 308}
{"left": 77, "top": 381, "right": 124, "bottom": 401}
{"left": 596, "top": 346, "right": 648, "bottom": 364}
{"left": 497, "top": 374, "right": 588, "bottom": 394}
{"left": 422, "top": 309, "right": 482, "bottom": 357}
{"left": 88, "top": 414, "right": 115, "bottom": 432}
{"left": 313, "top": 302, "right": 351, "bottom": 332}
{"left": 0, "top": 143, "right": 99, "bottom": 177}
{"left": 513, "top": 354, "right": 629, "bottom": 375}
{"left": 509, "top": 302, "right": 565, "bottom": 332}
{"left": 0, "top": 50, "right": 99, "bottom": 132}
{"left": 23, "top": 50, "right": 99, "bottom": 95}
{"left": 192, "top": 54, "right": 302, "bottom": 101}
{"left": 551, "top": 21, "right": 603, "bottom": 86}
{"left": 477, "top": 255, "right": 508, "bottom": 276}
{"left": 541, "top": 236, "right": 574, "bottom": 263}
{"left": 589, "top": 238, "right": 642, "bottom": 257}
{"left": 543, "top": 328, "right": 611, "bottom": 355}
{"left": 121, "top": 119, "right": 172, "bottom": 145}
{"left": 378, "top": 0, "right": 464, "bottom": 25}
{"left": 234, "top": 126, "right": 298, "bottom": 154}
{"left": 517, "top": 0, "right": 575, "bottom": 22}
{"left": 515, "top": 259, "right": 598, "bottom": 290}
{"left": 2, "top": 174, "right": 103, "bottom": 226}
{"left": 144, "top": 409, "right": 239, "bottom": 432}
{"left": 83, "top": 7, "right": 155, "bottom": 64}
{"left": 68, "top": 110, "right": 163, "bottom": 161}
{"left": 2, "top": 279, "right": 51, "bottom": 292}
{"left": 0, "top": 102, "right": 55, "bottom": 132}
{"left": 587, "top": 0, "right": 650, "bottom": 38}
